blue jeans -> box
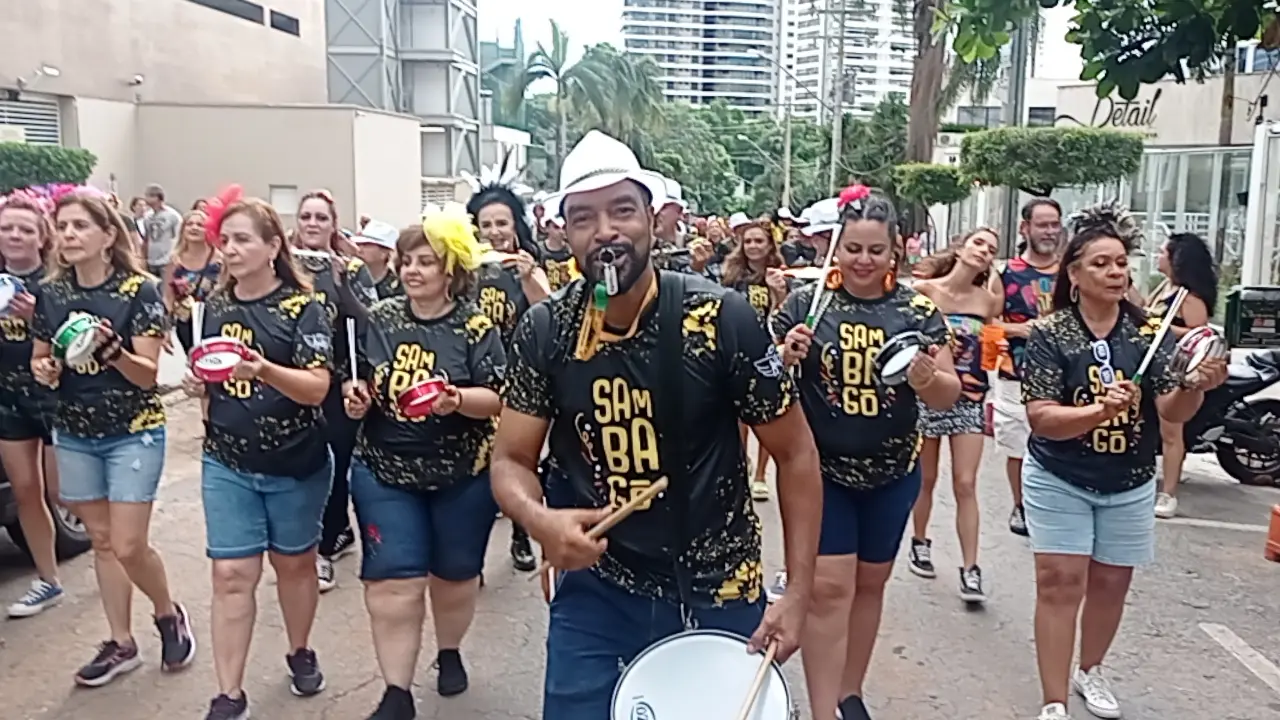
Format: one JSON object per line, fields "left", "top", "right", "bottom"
{"left": 54, "top": 428, "right": 167, "bottom": 503}
{"left": 818, "top": 466, "right": 922, "bottom": 561}
{"left": 350, "top": 459, "right": 498, "bottom": 582}
{"left": 1022, "top": 454, "right": 1156, "bottom": 567}
{"left": 544, "top": 569, "right": 765, "bottom": 720}
{"left": 201, "top": 451, "right": 334, "bottom": 559}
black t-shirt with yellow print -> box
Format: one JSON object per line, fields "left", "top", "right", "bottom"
{"left": 503, "top": 272, "right": 794, "bottom": 607}
{"left": 1022, "top": 307, "right": 1177, "bottom": 494}
{"left": 729, "top": 275, "right": 798, "bottom": 326}
{"left": 474, "top": 262, "right": 529, "bottom": 348}
{"left": 771, "top": 283, "right": 951, "bottom": 491}
{"left": 200, "top": 283, "right": 333, "bottom": 478}
{"left": 356, "top": 297, "right": 507, "bottom": 492}
{"left": 540, "top": 243, "right": 576, "bottom": 292}
{"left": 298, "top": 253, "right": 379, "bottom": 383}
{"left": 372, "top": 270, "right": 403, "bottom": 301}
{"left": 32, "top": 269, "right": 169, "bottom": 438}
{"left": 0, "top": 265, "right": 47, "bottom": 389}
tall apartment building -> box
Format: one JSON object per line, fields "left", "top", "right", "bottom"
{"left": 779, "top": 0, "right": 914, "bottom": 121}
{"left": 326, "top": 0, "right": 482, "bottom": 191}
{"left": 622, "top": 0, "right": 780, "bottom": 113}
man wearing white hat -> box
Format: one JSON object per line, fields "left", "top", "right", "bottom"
{"left": 782, "top": 198, "right": 839, "bottom": 267}
{"left": 646, "top": 173, "right": 699, "bottom": 274}
{"left": 351, "top": 219, "right": 403, "bottom": 300}
{"left": 490, "top": 130, "right": 822, "bottom": 719}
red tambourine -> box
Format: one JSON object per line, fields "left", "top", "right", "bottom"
{"left": 396, "top": 377, "right": 448, "bottom": 418}
{"left": 189, "top": 337, "right": 250, "bottom": 383}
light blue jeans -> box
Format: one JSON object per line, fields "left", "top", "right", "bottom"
{"left": 1021, "top": 454, "right": 1156, "bottom": 567}
{"left": 54, "top": 428, "right": 167, "bottom": 504}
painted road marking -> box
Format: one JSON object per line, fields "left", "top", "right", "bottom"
{"left": 1161, "top": 517, "right": 1269, "bottom": 533}
{"left": 1200, "top": 623, "right": 1280, "bottom": 696}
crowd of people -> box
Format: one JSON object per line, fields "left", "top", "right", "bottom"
{"left": 0, "top": 127, "right": 1230, "bottom": 720}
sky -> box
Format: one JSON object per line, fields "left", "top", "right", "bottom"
{"left": 478, "top": 0, "right": 624, "bottom": 65}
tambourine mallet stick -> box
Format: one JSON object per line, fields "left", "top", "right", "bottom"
{"left": 192, "top": 301, "right": 204, "bottom": 342}
{"left": 346, "top": 318, "right": 358, "bottom": 377}
{"left": 803, "top": 238, "right": 840, "bottom": 328}
{"left": 1133, "top": 286, "right": 1188, "bottom": 384}
{"left": 734, "top": 640, "right": 780, "bottom": 720}
{"left": 531, "top": 477, "right": 669, "bottom": 579}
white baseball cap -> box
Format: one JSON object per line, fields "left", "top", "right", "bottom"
{"left": 353, "top": 219, "right": 399, "bottom": 250}
{"left": 558, "top": 131, "right": 667, "bottom": 215}
{"left": 802, "top": 198, "right": 841, "bottom": 237}
{"left": 728, "top": 212, "right": 752, "bottom": 230}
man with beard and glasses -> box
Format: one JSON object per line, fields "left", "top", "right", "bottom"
{"left": 990, "top": 198, "right": 1065, "bottom": 537}
{"left": 491, "top": 131, "right": 823, "bottom": 719}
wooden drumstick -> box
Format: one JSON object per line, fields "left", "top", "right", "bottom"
{"left": 1134, "top": 286, "right": 1188, "bottom": 384}
{"left": 531, "top": 477, "right": 669, "bottom": 579}
{"left": 734, "top": 640, "right": 780, "bottom": 720}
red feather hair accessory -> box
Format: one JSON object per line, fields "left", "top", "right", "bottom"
{"left": 837, "top": 184, "right": 871, "bottom": 209}
{"left": 203, "top": 184, "right": 244, "bottom": 248}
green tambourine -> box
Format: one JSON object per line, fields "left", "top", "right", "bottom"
{"left": 52, "top": 314, "right": 101, "bottom": 365}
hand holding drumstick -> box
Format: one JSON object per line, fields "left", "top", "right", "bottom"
{"left": 734, "top": 640, "right": 780, "bottom": 720}
{"left": 532, "top": 478, "right": 670, "bottom": 578}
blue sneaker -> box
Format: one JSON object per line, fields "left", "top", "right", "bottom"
{"left": 7, "top": 578, "right": 64, "bottom": 618}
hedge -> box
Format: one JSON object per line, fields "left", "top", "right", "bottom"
{"left": 0, "top": 142, "right": 98, "bottom": 194}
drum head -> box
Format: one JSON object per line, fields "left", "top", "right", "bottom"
{"left": 876, "top": 331, "right": 926, "bottom": 385}
{"left": 65, "top": 328, "right": 98, "bottom": 365}
{"left": 612, "top": 630, "right": 791, "bottom": 720}
{"left": 55, "top": 315, "right": 100, "bottom": 364}
{"left": 191, "top": 339, "right": 247, "bottom": 377}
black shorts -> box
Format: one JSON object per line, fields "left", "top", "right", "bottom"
{"left": 0, "top": 386, "right": 55, "bottom": 443}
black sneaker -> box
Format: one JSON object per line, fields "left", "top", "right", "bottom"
{"left": 205, "top": 693, "right": 250, "bottom": 720}
{"left": 317, "top": 556, "right": 337, "bottom": 594}
{"left": 907, "top": 538, "right": 936, "bottom": 579}
{"left": 74, "top": 640, "right": 142, "bottom": 687}
{"left": 838, "top": 694, "right": 873, "bottom": 720}
{"left": 329, "top": 527, "right": 357, "bottom": 561}
{"left": 510, "top": 525, "right": 536, "bottom": 572}
{"left": 287, "top": 648, "right": 326, "bottom": 696}
{"left": 959, "top": 565, "right": 987, "bottom": 604}
{"left": 1009, "top": 505, "right": 1029, "bottom": 537}
{"left": 369, "top": 685, "right": 416, "bottom": 719}
{"left": 156, "top": 602, "right": 197, "bottom": 672}
{"left": 435, "top": 649, "right": 469, "bottom": 697}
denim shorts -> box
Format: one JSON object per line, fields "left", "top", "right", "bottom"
{"left": 350, "top": 458, "right": 498, "bottom": 582}
{"left": 818, "top": 465, "right": 922, "bottom": 561}
{"left": 201, "top": 450, "right": 334, "bottom": 560}
{"left": 1021, "top": 454, "right": 1156, "bottom": 567}
{"left": 54, "top": 428, "right": 166, "bottom": 504}
{"left": 543, "top": 569, "right": 765, "bottom": 720}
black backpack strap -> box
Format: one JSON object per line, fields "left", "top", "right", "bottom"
{"left": 655, "top": 270, "right": 694, "bottom": 623}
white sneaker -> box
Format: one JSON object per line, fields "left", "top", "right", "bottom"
{"left": 7, "top": 578, "right": 65, "bottom": 618}
{"left": 1154, "top": 492, "right": 1178, "bottom": 519}
{"left": 751, "top": 480, "right": 771, "bottom": 502}
{"left": 1036, "top": 702, "right": 1072, "bottom": 720}
{"left": 1072, "top": 666, "right": 1121, "bottom": 718}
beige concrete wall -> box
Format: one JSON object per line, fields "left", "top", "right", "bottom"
{"left": 0, "top": 0, "right": 325, "bottom": 104}
{"left": 65, "top": 98, "right": 140, "bottom": 194}
{"left": 134, "top": 104, "right": 358, "bottom": 219}
{"left": 351, "top": 111, "right": 423, "bottom": 227}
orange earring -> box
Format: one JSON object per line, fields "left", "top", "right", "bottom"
{"left": 825, "top": 267, "right": 843, "bottom": 290}
{"left": 882, "top": 270, "right": 896, "bottom": 292}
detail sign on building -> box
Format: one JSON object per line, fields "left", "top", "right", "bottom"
{"left": 1058, "top": 89, "right": 1161, "bottom": 139}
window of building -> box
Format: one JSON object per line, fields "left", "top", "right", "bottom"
{"left": 1027, "top": 106, "right": 1056, "bottom": 126}
{"left": 269, "top": 186, "right": 299, "bottom": 214}
{"left": 270, "top": 10, "right": 300, "bottom": 36}
{"left": 186, "top": 0, "right": 264, "bottom": 25}
{"left": 956, "top": 106, "right": 1002, "bottom": 128}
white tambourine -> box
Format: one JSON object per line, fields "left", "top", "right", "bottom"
{"left": 1170, "top": 326, "right": 1228, "bottom": 381}
{"left": 875, "top": 330, "right": 928, "bottom": 386}
{"left": 0, "top": 274, "right": 26, "bottom": 316}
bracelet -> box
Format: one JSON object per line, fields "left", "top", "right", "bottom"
{"left": 456, "top": 390, "right": 465, "bottom": 414}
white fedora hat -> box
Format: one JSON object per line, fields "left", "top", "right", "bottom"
{"left": 558, "top": 131, "right": 667, "bottom": 215}
{"left": 353, "top": 219, "right": 399, "bottom": 250}
{"left": 802, "top": 197, "right": 842, "bottom": 237}
{"left": 727, "top": 212, "right": 752, "bottom": 230}
{"left": 660, "top": 176, "right": 688, "bottom": 211}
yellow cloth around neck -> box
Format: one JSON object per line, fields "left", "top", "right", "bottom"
{"left": 422, "top": 203, "right": 489, "bottom": 275}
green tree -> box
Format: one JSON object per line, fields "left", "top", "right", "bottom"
{"left": 645, "top": 103, "right": 740, "bottom": 215}
{"left": 940, "top": 0, "right": 1278, "bottom": 99}
{"left": 0, "top": 144, "right": 97, "bottom": 193}
{"left": 961, "top": 126, "right": 1144, "bottom": 197}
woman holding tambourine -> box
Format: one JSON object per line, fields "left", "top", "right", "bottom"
{"left": 182, "top": 192, "right": 334, "bottom": 719}
{"left": 31, "top": 190, "right": 196, "bottom": 687}
{"left": 293, "top": 190, "right": 380, "bottom": 592}
{"left": 342, "top": 205, "right": 505, "bottom": 715}
{"left": 771, "top": 186, "right": 960, "bottom": 720}
{"left": 1019, "top": 204, "right": 1226, "bottom": 720}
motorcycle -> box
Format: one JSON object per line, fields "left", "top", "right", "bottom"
{"left": 1182, "top": 348, "right": 1280, "bottom": 487}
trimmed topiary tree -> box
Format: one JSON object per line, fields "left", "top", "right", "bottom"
{"left": 961, "top": 127, "right": 1145, "bottom": 197}
{"left": 0, "top": 143, "right": 98, "bottom": 194}
{"left": 893, "top": 163, "right": 972, "bottom": 208}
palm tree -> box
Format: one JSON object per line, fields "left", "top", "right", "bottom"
{"left": 501, "top": 20, "right": 611, "bottom": 171}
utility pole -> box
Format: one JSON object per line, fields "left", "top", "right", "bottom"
{"left": 827, "top": 0, "right": 848, "bottom": 194}
{"left": 1000, "top": 18, "right": 1031, "bottom": 256}
{"left": 782, "top": 103, "right": 793, "bottom": 207}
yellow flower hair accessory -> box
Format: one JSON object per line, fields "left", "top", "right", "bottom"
{"left": 421, "top": 202, "right": 489, "bottom": 275}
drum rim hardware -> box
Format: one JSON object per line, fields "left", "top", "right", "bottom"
{"left": 875, "top": 330, "right": 928, "bottom": 386}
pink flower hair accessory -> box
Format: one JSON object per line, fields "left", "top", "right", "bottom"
{"left": 837, "top": 184, "right": 871, "bottom": 210}
{"left": 202, "top": 184, "right": 244, "bottom": 249}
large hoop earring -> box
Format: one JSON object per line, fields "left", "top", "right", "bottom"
{"left": 1070, "top": 284, "right": 1080, "bottom": 303}
{"left": 882, "top": 269, "right": 896, "bottom": 292}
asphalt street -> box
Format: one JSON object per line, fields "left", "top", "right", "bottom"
{"left": 0, "top": 347, "right": 1278, "bottom": 719}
